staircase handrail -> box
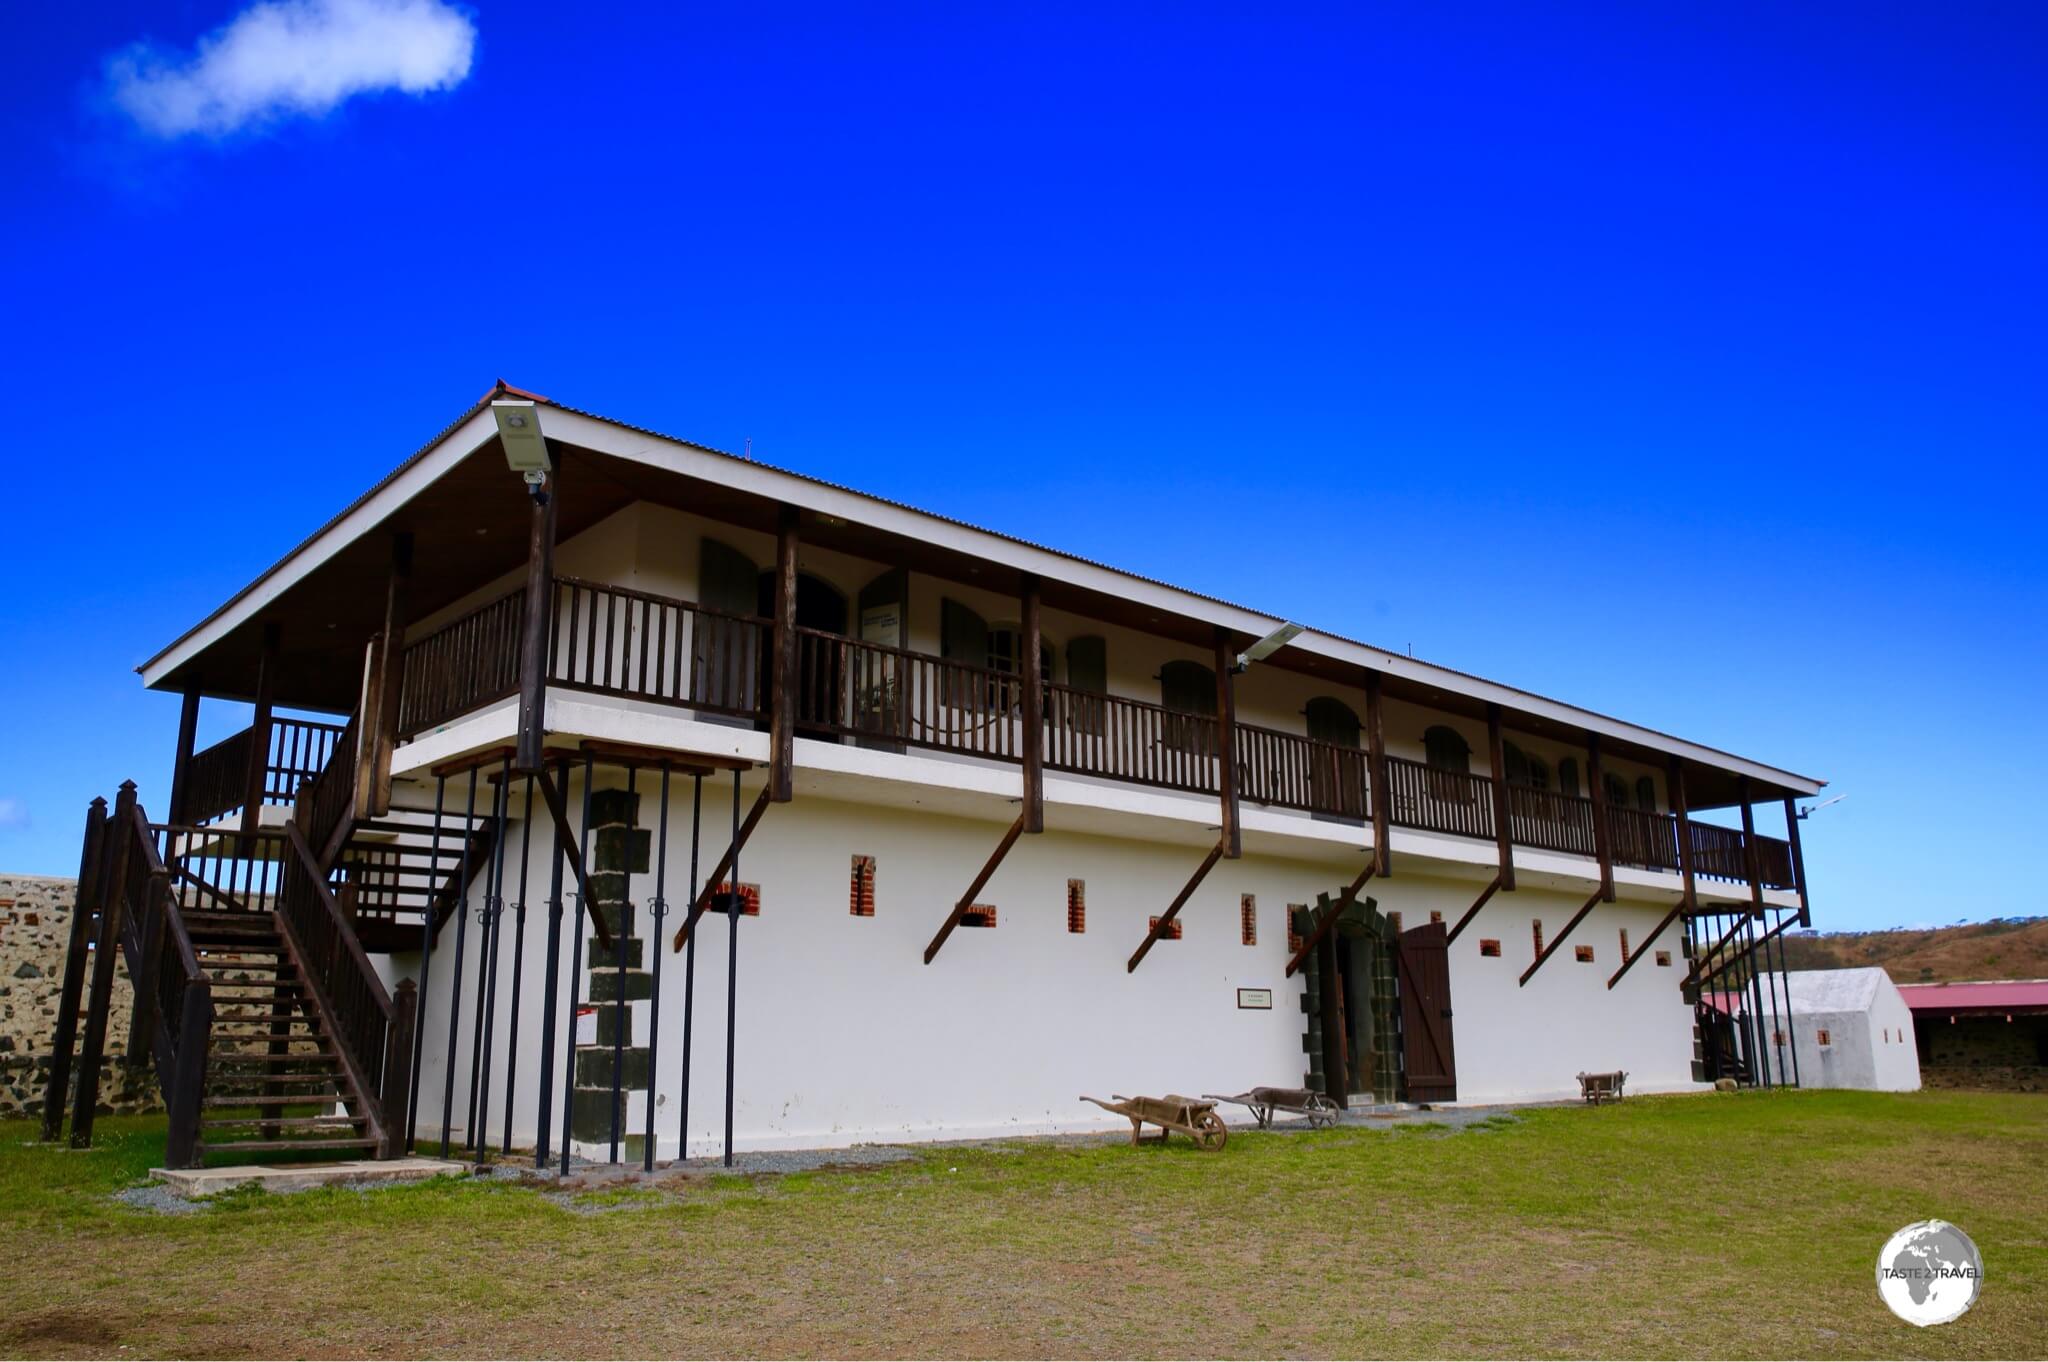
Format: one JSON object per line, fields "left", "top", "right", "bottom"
{"left": 123, "top": 806, "right": 214, "bottom": 1167}
{"left": 277, "top": 817, "right": 414, "bottom": 1155}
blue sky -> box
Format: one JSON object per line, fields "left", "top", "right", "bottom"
{"left": 1, "top": 2, "right": 2042, "bottom": 930}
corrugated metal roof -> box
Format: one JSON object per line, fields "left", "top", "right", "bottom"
{"left": 1898, "top": 979, "right": 2048, "bottom": 1012}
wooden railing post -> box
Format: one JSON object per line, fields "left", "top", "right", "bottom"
{"left": 367, "top": 532, "right": 414, "bottom": 815}
{"left": 1669, "top": 757, "right": 1696, "bottom": 912}
{"left": 1485, "top": 704, "right": 1515, "bottom": 891}
{"left": 1739, "top": 775, "right": 1764, "bottom": 916}
{"left": 1782, "top": 794, "right": 1809, "bottom": 923}
{"left": 124, "top": 865, "right": 170, "bottom": 1069}
{"left": 71, "top": 782, "right": 137, "bottom": 1148}
{"left": 515, "top": 476, "right": 558, "bottom": 774}
{"left": 1365, "top": 671, "right": 1390, "bottom": 876}
{"left": 41, "top": 797, "right": 107, "bottom": 1142}
{"left": 769, "top": 504, "right": 799, "bottom": 803}
{"left": 1586, "top": 733, "right": 1615, "bottom": 902}
{"left": 381, "top": 979, "right": 419, "bottom": 1158}
{"left": 1213, "top": 629, "right": 1240, "bottom": 859}
{"left": 241, "top": 623, "right": 280, "bottom": 832}
{"left": 1021, "top": 575, "right": 1044, "bottom": 834}
{"left": 163, "top": 982, "right": 212, "bottom": 1169}
{"left": 168, "top": 688, "right": 200, "bottom": 826}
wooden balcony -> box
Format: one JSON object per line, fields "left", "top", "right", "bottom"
{"left": 392, "top": 576, "right": 1797, "bottom": 892}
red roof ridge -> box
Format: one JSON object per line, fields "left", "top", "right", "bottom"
{"left": 482, "top": 378, "right": 552, "bottom": 405}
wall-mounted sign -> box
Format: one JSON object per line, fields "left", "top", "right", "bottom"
{"left": 1237, "top": 988, "right": 1273, "bottom": 1010}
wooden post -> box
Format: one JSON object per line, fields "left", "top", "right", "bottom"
{"left": 1365, "top": 671, "right": 1390, "bottom": 876}
{"left": 40, "top": 798, "right": 107, "bottom": 1142}
{"left": 1214, "top": 628, "right": 1240, "bottom": 860}
{"left": 1485, "top": 704, "right": 1515, "bottom": 891}
{"left": 1739, "top": 776, "right": 1764, "bottom": 916}
{"left": 167, "top": 688, "right": 200, "bottom": 826}
{"left": 381, "top": 979, "right": 418, "bottom": 1158}
{"left": 515, "top": 477, "right": 557, "bottom": 774}
{"left": 240, "top": 623, "right": 280, "bottom": 833}
{"left": 769, "top": 504, "right": 799, "bottom": 803}
{"left": 1783, "top": 794, "right": 1809, "bottom": 922}
{"left": 1670, "top": 757, "right": 1696, "bottom": 912}
{"left": 1021, "top": 575, "right": 1044, "bottom": 835}
{"left": 362, "top": 532, "right": 413, "bottom": 814}
{"left": 1316, "top": 919, "right": 1349, "bottom": 1102}
{"left": 71, "top": 783, "right": 137, "bottom": 1148}
{"left": 1586, "top": 732, "right": 1614, "bottom": 903}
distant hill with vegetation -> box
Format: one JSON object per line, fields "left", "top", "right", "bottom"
{"left": 1782, "top": 917, "right": 2048, "bottom": 984}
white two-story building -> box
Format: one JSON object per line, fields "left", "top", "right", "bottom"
{"left": 47, "top": 382, "right": 1823, "bottom": 1168}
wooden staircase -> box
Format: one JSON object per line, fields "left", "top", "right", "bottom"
{"left": 182, "top": 908, "right": 381, "bottom": 1159}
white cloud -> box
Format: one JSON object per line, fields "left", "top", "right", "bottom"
{"left": 105, "top": 0, "right": 476, "bottom": 139}
{"left": 0, "top": 798, "right": 27, "bottom": 831}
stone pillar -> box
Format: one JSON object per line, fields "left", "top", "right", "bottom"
{"left": 568, "top": 786, "right": 654, "bottom": 1160}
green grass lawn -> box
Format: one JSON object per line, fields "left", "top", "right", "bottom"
{"left": 3, "top": 1090, "right": 2043, "bottom": 1359}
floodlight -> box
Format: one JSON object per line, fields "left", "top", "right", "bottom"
{"left": 493, "top": 400, "right": 551, "bottom": 486}
{"left": 1235, "top": 621, "right": 1305, "bottom": 672}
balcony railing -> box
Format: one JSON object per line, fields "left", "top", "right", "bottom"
{"left": 178, "top": 716, "right": 348, "bottom": 826}
{"left": 390, "top": 576, "right": 1799, "bottom": 893}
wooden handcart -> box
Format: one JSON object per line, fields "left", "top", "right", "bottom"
{"left": 1081, "top": 1094, "right": 1229, "bottom": 1150}
{"left": 1203, "top": 1086, "right": 1342, "bottom": 1129}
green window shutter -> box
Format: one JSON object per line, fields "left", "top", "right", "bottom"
{"left": 940, "top": 598, "right": 989, "bottom": 707}
{"left": 1159, "top": 660, "right": 1216, "bottom": 716}
{"left": 1066, "top": 636, "right": 1107, "bottom": 693}
{"left": 699, "top": 539, "right": 758, "bottom": 615}
{"left": 1304, "top": 697, "right": 1361, "bottom": 748}
{"left": 695, "top": 539, "right": 762, "bottom": 715}
{"left": 1635, "top": 776, "right": 1657, "bottom": 812}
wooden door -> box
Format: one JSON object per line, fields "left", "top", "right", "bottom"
{"left": 1395, "top": 920, "right": 1457, "bottom": 1102}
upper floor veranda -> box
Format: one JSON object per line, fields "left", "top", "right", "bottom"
{"left": 139, "top": 385, "right": 1823, "bottom": 910}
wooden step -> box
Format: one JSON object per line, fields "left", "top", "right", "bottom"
{"left": 203, "top": 1137, "right": 381, "bottom": 1153}
{"left": 209, "top": 1049, "right": 340, "bottom": 1065}
{"left": 200, "top": 1114, "right": 366, "bottom": 1131}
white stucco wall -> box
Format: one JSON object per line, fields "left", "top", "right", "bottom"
{"left": 393, "top": 759, "right": 1706, "bottom": 1159}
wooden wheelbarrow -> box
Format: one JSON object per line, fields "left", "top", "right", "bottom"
{"left": 1576, "top": 1070, "right": 1628, "bottom": 1105}
{"left": 1203, "top": 1086, "right": 1342, "bottom": 1129}
{"left": 1081, "top": 1094, "right": 1229, "bottom": 1150}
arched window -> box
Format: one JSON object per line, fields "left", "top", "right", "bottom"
{"left": 1558, "top": 757, "right": 1581, "bottom": 799}
{"left": 1603, "top": 772, "right": 1630, "bottom": 809}
{"left": 1634, "top": 775, "right": 1657, "bottom": 813}
{"left": 1423, "top": 726, "right": 1471, "bottom": 775}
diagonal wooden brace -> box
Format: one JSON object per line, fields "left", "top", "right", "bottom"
{"left": 1607, "top": 903, "right": 1686, "bottom": 990}
{"left": 673, "top": 786, "right": 775, "bottom": 951}
{"left": 1444, "top": 871, "right": 1504, "bottom": 946}
{"left": 1519, "top": 887, "right": 1603, "bottom": 987}
{"left": 925, "top": 814, "right": 1028, "bottom": 964}
{"left": 535, "top": 767, "right": 612, "bottom": 952}
{"left": 1282, "top": 860, "right": 1377, "bottom": 978}
{"left": 925, "top": 811, "right": 1032, "bottom": 962}
{"left": 1129, "top": 840, "right": 1226, "bottom": 973}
